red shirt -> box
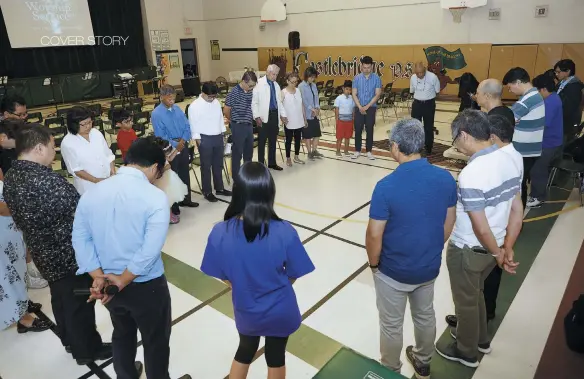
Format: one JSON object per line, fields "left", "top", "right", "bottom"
{"left": 117, "top": 129, "right": 138, "bottom": 159}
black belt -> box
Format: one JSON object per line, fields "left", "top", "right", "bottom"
{"left": 232, "top": 121, "right": 251, "bottom": 124}
{"left": 413, "top": 98, "right": 436, "bottom": 104}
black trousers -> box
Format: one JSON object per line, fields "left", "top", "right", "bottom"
{"left": 531, "top": 146, "right": 562, "bottom": 200}
{"left": 522, "top": 157, "right": 538, "bottom": 208}
{"left": 284, "top": 126, "right": 302, "bottom": 158}
{"left": 258, "top": 111, "right": 279, "bottom": 166}
{"left": 411, "top": 99, "right": 436, "bottom": 153}
{"left": 231, "top": 122, "right": 254, "bottom": 178}
{"left": 483, "top": 265, "right": 502, "bottom": 319}
{"left": 353, "top": 107, "right": 376, "bottom": 153}
{"left": 106, "top": 276, "right": 172, "bottom": 379}
{"left": 199, "top": 134, "right": 225, "bottom": 195}
{"left": 49, "top": 273, "right": 103, "bottom": 360}
{"left": 170, "top": 146, "right": 192, "bottom": 212}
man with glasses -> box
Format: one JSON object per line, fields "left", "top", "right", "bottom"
{"left": 410, "top": 62, "right": 440, "bottom": 155}
{"left": 554, "top": 59, "right": 583, "bottom": 142}
{"left": 435, "top": 110, "right": 522, "bottom": 369}
{"left": 188, "top": 82, "right": 232, "bottom": 202}
{"left": 152, "top": 85, "right": 199, "bottom": 214}
{"left": 224, "top": 71, "right": 257, "bottom": 178}
{"left": 0, "top": 95, "right": 28, "bottom": 122}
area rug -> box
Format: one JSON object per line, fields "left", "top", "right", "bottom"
{"left": 371, "top": 139, "right": 466, "bottom": 170}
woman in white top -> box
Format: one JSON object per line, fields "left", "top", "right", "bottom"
{"left": 281, "top": 72, "right": 306, "bottom": 167}
{"left": 61, "top": 106, "right": 115, "bottom": 195}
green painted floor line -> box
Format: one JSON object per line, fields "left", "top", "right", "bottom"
{"left": 422, "top": 186, "right": 572, "bottom": 379}
{"left": 162, "top": 252, "right": 345, "bottom": 370}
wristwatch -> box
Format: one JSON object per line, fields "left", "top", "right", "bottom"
{"left": 369, "top": 263, "right": 379, "bottom": 270}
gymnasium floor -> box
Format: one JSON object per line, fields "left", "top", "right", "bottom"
{"left": 1, "top": 101, "right": 583, "bottom": 379}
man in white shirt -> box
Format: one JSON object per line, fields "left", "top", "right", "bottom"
{"left": 188, "top": 82, "right": 232, "bottom": 202}
{"left": 410, "top": 62, "right": 440, "bottom": 155}
{"left": 252, "top": 64, "right": 287, "bottom": 171}
{"left": 435, "top": 110, "right": 523, "bottom": 369}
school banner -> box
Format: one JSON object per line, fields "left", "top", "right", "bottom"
{"left": 257, "top": 44, "right": 492, "bottom": 95}
{"left": 424, "top": 46, "right": 468, "bottom": 71}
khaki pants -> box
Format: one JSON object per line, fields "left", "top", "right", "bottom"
{"left": 446, "top": 242, "right": 496, "bottom": 358}
{"left": 374, "top": 271, "right": 436, "bottom": 372}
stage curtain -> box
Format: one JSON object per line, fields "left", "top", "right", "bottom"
{"left": 0, "top": 0, "right": 148, "bottom": 78}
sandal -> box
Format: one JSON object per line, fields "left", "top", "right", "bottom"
{"left": 286, "top": 158, "right": 293, "bottom": 167}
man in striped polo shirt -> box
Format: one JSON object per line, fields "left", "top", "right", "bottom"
{"left": 224, "top": 71, "right": 257, "bottom": 178}
{"left": 503, "top": 67, "right": 545, "bottom": 208}
{"left": 435, "top": 110, "right": 523, "bottom": 369}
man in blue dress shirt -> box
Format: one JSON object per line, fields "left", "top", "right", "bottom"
{"left": 152, "top": 84, "right": 198, "bottom": 214}
{"left": 72, "top": 137, "right": 189, "bottom": 379}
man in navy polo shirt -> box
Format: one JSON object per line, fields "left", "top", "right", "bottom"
{"left": 366, "top": 118, "right": 457, "bottom": 378}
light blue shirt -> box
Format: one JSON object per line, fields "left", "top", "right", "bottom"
{"left": 152, "top": 104, "right": 192, "bottom": 148}
{"left": 298, "top": 81, "right": 320, "bottom": 120}
{"left": 334, "top": 94, "right": 355, "bottom": 121}
{"left": 353, "top": 72, "right": 382, "bottom": 107}
{"left": 72, "top": 167, "right": 169, "bottom": 282}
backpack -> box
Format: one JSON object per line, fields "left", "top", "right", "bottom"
{"left": 564, "top": 294, "right": 584, "bottom": 353}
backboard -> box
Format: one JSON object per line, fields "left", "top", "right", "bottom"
{"left": 440, "top": 0, "right": 488, "bottom": 9}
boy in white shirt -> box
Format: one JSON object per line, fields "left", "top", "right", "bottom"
{"left": 334, "top": 80, "right": 355, "bottom": 156}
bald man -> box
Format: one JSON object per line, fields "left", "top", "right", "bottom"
{"left": 410, "top": 62, "right": 440, "bottom": 155}
{"left": 476, "top": 79, "right": 515, "bottom": 126}
{"left": 252, "top": 64, "right": 287, "bottom": 170}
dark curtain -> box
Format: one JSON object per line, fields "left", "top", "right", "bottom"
{"left": 0, "top": 0, "right": 147, "bottom": 78}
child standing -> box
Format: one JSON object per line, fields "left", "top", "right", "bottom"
{"left": 281, "top": 72, "right": 306, "bottom": 167}
{"left": 334, "top": 80, "right": 355, "bottom": 156}
{"left": 153, "top": 137, "right": 188, "bottom": 224}
{"left": 115, "top": 109, "right": 137, "bottom": 160}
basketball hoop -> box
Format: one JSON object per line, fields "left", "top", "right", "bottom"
{"left": 449, "top": 7, "right": 467, "bottom": 23}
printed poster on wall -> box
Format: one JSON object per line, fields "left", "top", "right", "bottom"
{"left": 210, "top": 40, "right": 221, "bottom": 60}
{"left": 169, "top": 53, "right": 180, "bottom": 69}
{"left": 155, "top": 52, "right": 171, "bottom": 84}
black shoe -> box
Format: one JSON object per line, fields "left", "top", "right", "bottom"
{"left": 204, "top": 193, "right": 218, "bottom": 202}
{"left": 405, "top": 345, "right": 430, "bottom": 379}
{"left": 435, "top": 342, "right": 479, "bottom": 368}
{"left": 268, "top": 165, "right": 283, "bottom": 171}
{"left": 446, "top": 314, "right": 494, "bottom": 328}
{"left": 75, "top": 343, "right": 113, "bottom": 365}
{"left": 27, "top": 300, "right": 42, "bottom": 313}
{"left": 216, "top": 189, "right": 232, "bottom": 197}
{"left": 16, "top": 318, "right": 52, "bottom": 333}
{"left": 179, "top": 200, "right": 199, "bottom": 208}
{"left": 135, "top": 361, "right": 144, "bottom": 377}
{"left": 178, "top": 375, "right": 192, "bottom": 379}
{"left": 171, "top": 203, "right": 181, "bottom": 215}
{"left": 449, "top": 328, "right": 492, "bottom": 354}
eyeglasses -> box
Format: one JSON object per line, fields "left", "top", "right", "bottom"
{"left": 9, "top": 111, "right": 27, "bottom": 118}
{"left": 289, "top": 80, "right": 298, "bottom": 85}
{"left": 79, "top": 119, "right": 93, "bottom": 127}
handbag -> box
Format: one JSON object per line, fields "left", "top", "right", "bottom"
{"left": 564, "top": 294, "right": 584, "bottom": 353}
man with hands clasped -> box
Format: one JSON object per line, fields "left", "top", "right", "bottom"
{"left": 73, "top": 137, "right": 191, "bottom": 379}
{"left": 435, "top": 110, "right": 522, "bottom": 369}
{"left": 252, "top": 64, "right": 288, "bottom": 171}
{"left": 352, "top": 56, "right": 382, "bottom": 161}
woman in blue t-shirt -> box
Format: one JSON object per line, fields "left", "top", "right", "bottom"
{"left": 201, "top": 162, "right": 315, "bottom": 378}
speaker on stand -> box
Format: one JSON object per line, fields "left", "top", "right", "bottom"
{"left": 288, "top": 31, "right": 300, "bottom": 72}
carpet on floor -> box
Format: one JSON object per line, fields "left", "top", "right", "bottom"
{"left": 371, "top": 140, "right": 466, "bottom": 170}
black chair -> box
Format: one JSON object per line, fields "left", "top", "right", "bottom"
{"left": 185, "top": 104, "right": 191, "bottom": 119}
{"left": 56, "top": 108, "right": 72, "bottom": 119}
{"left": 110, "top": 100, "right": 124, "bottom": 110}
{"left": 109, "top": 142, "right": 124, "bottom": 166}
{"left": 335, "top": 85, "right": 344, "bottom": 95}
{"left": 547, "top": 147, "right": 584, "bottom": 206}
{"left": 316, "top": 81, "right": 324, "bottom": 92}
{"left": 324, "top": 79, "right": 334, "bottom": 88}
{"left": 384, "top": 82, "right": 394, "bottom": 93}
{"left": 26, "top": 112, "right": 43, "bottom": 123}
{"left": 133, "top": 111, "right": 150, "bottom": 137}
{"left": 87, "top": 103, "right": 102, "bottom": 119}
{"left": 44, "top": 117, "right": 65, "bottom": 129}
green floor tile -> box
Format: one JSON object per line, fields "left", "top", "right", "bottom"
{"left": 314, "top": 347, "right": 406, "bottom": 379}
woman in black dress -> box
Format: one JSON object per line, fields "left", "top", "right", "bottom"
{"left": 458, "top": 73, "right": 481, "bottom": 112}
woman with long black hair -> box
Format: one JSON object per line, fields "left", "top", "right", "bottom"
{"left": 201, "top": 162, "right": 314, "bottom": 379}
{"left": 457, "top": 72, "right": 481, "bottom": 112}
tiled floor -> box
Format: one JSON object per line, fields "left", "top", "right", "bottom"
{"left": 1, "top": 100, "right": 582, "bottom": 379}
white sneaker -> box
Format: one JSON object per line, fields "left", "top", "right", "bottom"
{"left": 367, "top": 152, "right": 375, "bottom": 160}
{"left": 526, "top": 197, "right": 543, "bottom": 208}
{"left": 351, "top": 152, "right": 360, "bottom": 159}
{"left": 27, "top": 275, "right": 49, "bottom": 289}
